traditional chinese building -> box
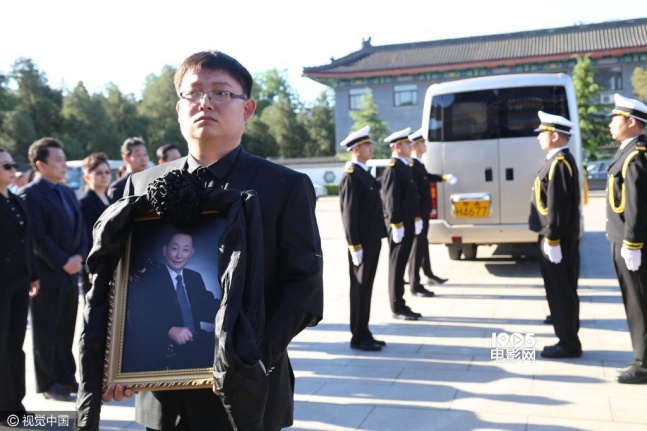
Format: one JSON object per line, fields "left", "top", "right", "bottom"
{"left": 303, "top": 18, "right": 647, "bottom": 148}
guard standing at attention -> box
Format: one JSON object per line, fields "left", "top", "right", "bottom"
{"left": 382, "top": 128, "right": 422, "bottom": 320}
{"left": 606, "top": 93, "right": 647, "bottom": 384}
{"left": 407, "top": 128, "right": 455, "bottom": 296}
{"left": 529, "top": 111, "right": 582, "bottom": 359}
{"left": 339, "top": 126, "right": 388, "bottom": 351}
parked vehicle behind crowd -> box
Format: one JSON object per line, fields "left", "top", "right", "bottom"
{"left": 421, "top": 73, "right": 583, "bottom": 260}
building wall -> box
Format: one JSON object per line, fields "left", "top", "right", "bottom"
{"left": 332, "top": 55, "right": 647, "bottom": 151}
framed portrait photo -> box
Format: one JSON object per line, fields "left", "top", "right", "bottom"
{"left": 103, "top": 210, "right": 227, "bottom": 391}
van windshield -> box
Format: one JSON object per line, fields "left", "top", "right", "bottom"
{"left": 428, "top": 86, "right": 569, "bottom": 142}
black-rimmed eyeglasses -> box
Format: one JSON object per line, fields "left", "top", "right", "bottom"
{"left": 179, "top": 90, "right": 247, "bottom": 104}
{"left": 2, "top": 163, "right": 19, "bottom": 171}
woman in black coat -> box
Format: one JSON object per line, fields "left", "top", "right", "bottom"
{"left": 0, "top": 148, "right": 39, "bottom": 423}
{"left": 79, "top": 152, "right": 114, "bottom": 295}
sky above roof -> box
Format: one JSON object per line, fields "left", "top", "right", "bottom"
{"left": 1, "top": 0, "right": 644, "bottom": 103}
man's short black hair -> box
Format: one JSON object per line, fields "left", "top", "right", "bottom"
{"left": 121, "top": 137, "right": 147, "bottom": 156}
{"left": 174, "top": 51, "right": 253, "bottom": 99}
{"left": 156, "top": 143, "right": 180, "bottom": 162}
{"left": 28, "top": 137, "right": 64, "bottom": 168}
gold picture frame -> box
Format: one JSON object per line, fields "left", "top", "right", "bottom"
{"left": 103, "top": 210, "right": 225, "bottom": 391}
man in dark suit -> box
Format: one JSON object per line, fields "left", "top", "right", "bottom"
{"left": 123, "top": 231, "right": 219, "bottom": 372}
{"left": 606, "top": 94, "right": 647, "bottom": 384}
{"left": 382, "top": 128, "right": 423, "bottom": 321}
{"left": 84, "top": 51, "right": 323, "bottom": 431}
{"left": 0, "top": 148, "right": 39, "bottom": 423}
{"left": 20, "top": 137, "right": 87, "bottom": 401}
{"left": 107, "top": 137, "right": 149, "bottom": 200}
{"left": 339, "top": 126, "right": 387, "bottom": 352}
{"left": 407, "top": 128, "right": 454, "bottom": 296}
{"left": 528, "top": 111, "right": 582, "bottom": 359}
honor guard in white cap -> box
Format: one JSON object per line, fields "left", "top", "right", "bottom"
{"left": 381, "top": 128, "right": 422, "bottom": 320}
{"left": 339, "top": 126, "right": 387, "bottom": 351}
{"left": 529, "top": 111, "right": 582, "bottom": 359}
{"left": 406, "top": 128, "right": 453, "bottom": 297}
{"left": 606, "top": 94, "right": 647, "bottom": 384}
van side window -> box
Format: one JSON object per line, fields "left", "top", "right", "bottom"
{"left": 499, "top": 86, "right": 569, "bottom": 138}
{"left": 428, "top": 86, "right": 569, "bottom": 141}
{"left": 429, "top": 91, "right": 497, "bottom": 142}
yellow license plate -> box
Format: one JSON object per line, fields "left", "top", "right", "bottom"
{"left": 453, "top": 200, "right": 490, "bottom": 218}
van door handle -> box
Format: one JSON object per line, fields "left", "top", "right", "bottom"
{"left": 485, "top": 167, "right": 492, "bottom": 182}
{"left": 506, "top": 168, "right": 514, "bottom": 181}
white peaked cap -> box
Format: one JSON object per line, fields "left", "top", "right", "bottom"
{"left": 535, "top": 111, "right": 574, "bottom": 135}
{"left": 612, "top": 93, "right": 647, "bottom": 123}
{"left": 340, "top": 126, "right": 372, "bottom": 151}
{"left": 384, "top": 127, "right": 412, "bottom": 146}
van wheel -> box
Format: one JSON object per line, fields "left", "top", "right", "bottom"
{"left": 463, "top": 244, "right": 478, "bottom": 260}
{"left": 447, "top": 244, "right": 462, "bottom": 260}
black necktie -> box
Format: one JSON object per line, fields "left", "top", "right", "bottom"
{"left": 175, "top": 274, "right": 195, "bottom": 333}
{"left": 55, "top": 185, "right": 76, "bottom": 225}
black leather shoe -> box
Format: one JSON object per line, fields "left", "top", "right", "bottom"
{"left": 540, "top": 344, "right": 582, "bottom": 359}
{"left": 43, "top": 383, "right": 71, "bottom": 401}
{"left": 392, "top": 306, "right": 421, "bottom": 320}
{"left": 543, "top": 315, "right": 552, "bottom": 324}
{"left": 424, "top": 275, "right": 448, "bottom": 285}
{"left": 370, "top": 338, "right": 386, "bottom": 346}
{"left": 616, "top": 365, "right": 647, "bottom": 384}
{"left": 350, "top": 340, "right": 382, "bottom": 351}
{"left": 411, "top": 287, "right": 435, "bottom": 297}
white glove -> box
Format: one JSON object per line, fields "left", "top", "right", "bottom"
{"left": 414, "top": 219, "right": 423, "bottom": 235}
{"left": 445, "top": 174, "right": 458, "bottom": 185}
{"left": 392, "top": 226, "right": 405, "bottom": 243}
{"left": 350, "top": 249, "right": 363, "bottom": 266}
{"left": 621, "top": 246, "right": 642, "bottom": 271}
{"left": 542, "top": 242, "right": 562, "bottom": 264}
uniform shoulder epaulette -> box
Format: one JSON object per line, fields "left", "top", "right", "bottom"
{"left": 388, "top": 159, "right": 396, "bottom": 167}
{"left": 344, "top": 161, "right": 355, "bottom": 174}
{"left": 635, "top": 143, "right": 646, "bottom": 151}
{"left": 548, "top": 154, "right": 573, "bottom": 180}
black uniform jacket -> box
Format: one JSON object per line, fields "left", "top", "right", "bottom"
{"left": 339, "top": 162, "right": 387, "bottom": 247}
{"left": 77, "top": 187, "right": 266, "bottom": 430}
{"left": 19, "top": 177, "right": 87, "bottom": 289}
{"left": 606, "top": 134, "right": 647, "bottom": 247}
{"left": 382, "top": 158, "right": 419, "bottom": 229}
{"left": 0, "top": 190, "right": 38, "bottom": 285}
{"left": 410, "top": 158, "right": 443, "bottom": 219}
{"left": 529, "top": 148, "right": 581, "bottom": 241}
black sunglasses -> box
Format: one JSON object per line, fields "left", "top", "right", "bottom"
{"left": 2, "top": 163, "right": 19, "bottom": 171}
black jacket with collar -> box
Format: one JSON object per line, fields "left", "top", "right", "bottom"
{"left": 606, "top": 134, "right": 647, "bottom": 246}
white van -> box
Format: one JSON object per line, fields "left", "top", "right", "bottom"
{"left": 421, "top": 73, "right": 582, "bottom": 260}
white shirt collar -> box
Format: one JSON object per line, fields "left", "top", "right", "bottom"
{"left": 354, "top": 161, "right": 369, "bottom": 171}
{"left": 395, "top": 156, "right": 409, "bottom": 164}
{"left": 546, "top": 145, "right": 569, "bottom": 160}
{"left": 166, "top": 264, "right": 184, "bottom": 290}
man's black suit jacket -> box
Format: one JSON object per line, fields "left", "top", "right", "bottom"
{"left": 123, "top": 264, "right": 218, "bottom": 372}
{"left": 107, "top": 174, "right": 130, "bottom": 201}
{"left": 20, "top": 177, "right": 87, "bottom": 289}
{"left": 124, "top": 148, "right": 324, "bottom": 430}
{"left": 0, "top": 191, "right": 37, "bottom": 285}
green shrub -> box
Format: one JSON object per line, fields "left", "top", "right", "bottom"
{"left": 324, "top": 184, "right": 339, "bottom": 195}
